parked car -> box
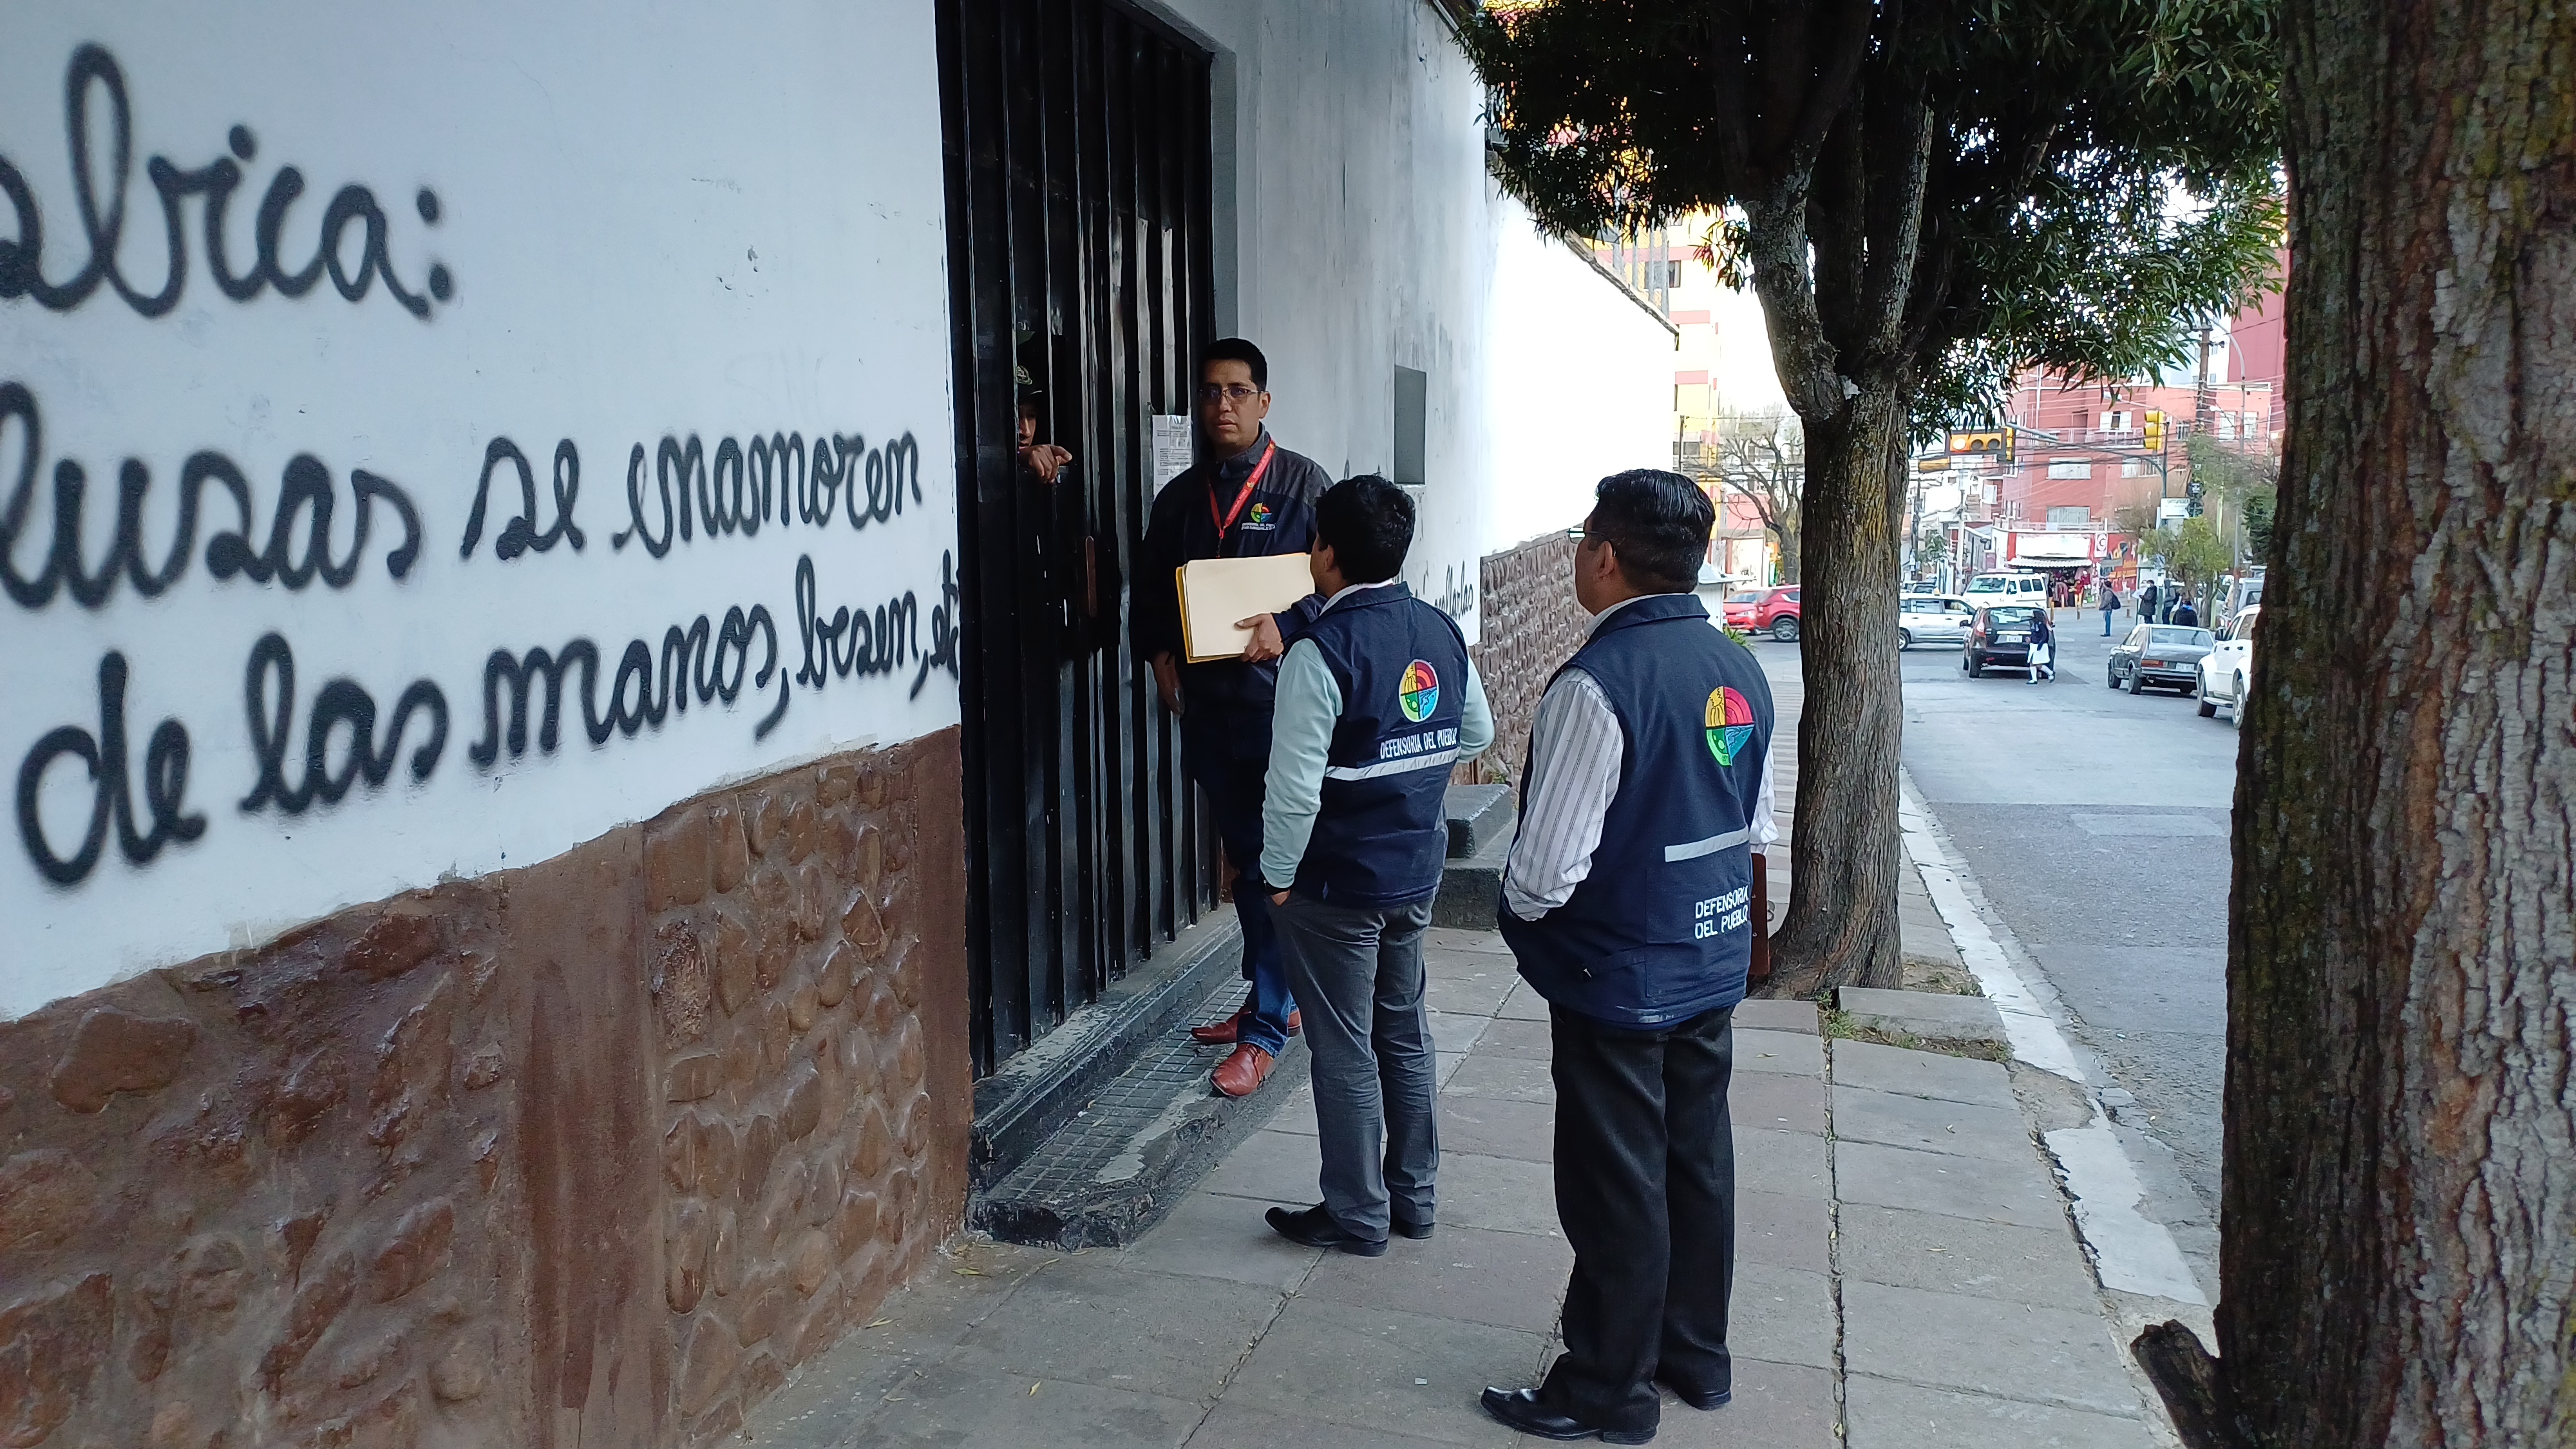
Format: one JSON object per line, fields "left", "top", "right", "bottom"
{"left": 1960, "top": 604, "right": 2045, "bottom": 677}
{"left": 2217, "top": 571, "right": 2266, "bottom": 632}
{"left": 2197, "top": 605, "right": 2260, "bottom": 723}
{"left": 1726, "top": 585, "right": 1801, "bottom": 641}
{"left": 1963, "top": 572, "right": 2050, "bottom": 607}
{"left": 1898, "top": 594, "right": 1976, "bottom": 649}
{"left": 2108, "top": 623, "right": 2217, "bottom": 694}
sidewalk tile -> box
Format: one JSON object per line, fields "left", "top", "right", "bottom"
{"left": 1301, "top": 1222, "right": 1572, "bottom": 1332}
{"left": 1200, "top": 1130, "right": 1324, "bottom": 1207}
{"left": 1835, "top": 1205, "right": 2099, "bottom": 1311}
{"left": 1497, "top": 980, "right": 1552, "bottom": 1021}
{"left": 1186, "top": 1402, "right": 1473, "bottom": 1449}
{"left": 1226, "top": 1297, "right": 1535, "bottom": 1445}
{"left": 1426, "top": 972, "right": 1517, "bottom": 1018}
{"left": 1645, "top": 1358, "right": 1835, "bottom": 1448}
{"left": 1267, "top": 1081, "right": 1320, "bottom": 1136}
{"left": 1833, "top": 1141, "right": 2066, "bottom": 1229}
{"left": 1435, "top": 1051, "right": 1468, "bottom": 1090}
{"left": 1424, "top": 949, "right": 1514, "bottom": 982}
{"left": 1426, "top": 1009, "right": 1492, "bottom": 1056}
{"left": 1122, "top": 1191, "right": 1325, "bottom": 1290}
{"left": 1432, "top": 1150, "right": 1562, "bottom": 1237}
{"left": 1726, "top": 1262, "right": 1835, "bottom": 1370}
{"left": 946, "top": 1255, "right": 1282, "bottom": 1403}
{"left": 1829, "top": 1086, "right": 2035, "bottom": 1162}
{"left": 1729, "top": 1073, "right": 1825, "bottom": 1135}
{"left": 1423, "top": 928, "right": 1515, "bottom": 957}
{"left": 852, "top": 1361, "right": 1204, "bottom": 1447}
{"left": 1468, "top": 1016, "right": 1552, "bottom": 1060}
{"left": 1844, "top": 1375, "right": 2155, "bottom": 1449}
{"left": 1841, "top": 1282, "right": 2140, "bottom": 1417}
{"left": 1732, "top": 999, "right": 1819, "bottom": 1034}
{"left": 1829, "top": 1041, "right": 2013, "bottom": 1108}
{"left": 1735, "top": 1189, "right": 1831, "bottom": 1273}
{"left": 1734, "top": 1030, "right": 1825, "bottom": 1077}
{"left": 1437, "top": 1095, "right": 1555, "bottom": 1162}
{"left": 1443, "top": 1054, "right": 1555, "bottom": 1103}
{"left": 1734, "top": 1126, "right": 1829, "bottom": 1200}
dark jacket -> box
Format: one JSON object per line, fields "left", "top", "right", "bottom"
{"left": 1293, "top": 585, "right": 1473, "bottom": 907}
{"left": 1131, "top": 430, "right": 1332, "bottom": 762}
{"left": 1499, "top": 594, "right": 1776, "bottom": 1027}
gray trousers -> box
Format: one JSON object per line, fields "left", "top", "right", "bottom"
{"left": 1274, "top": 894, "right": 1439, "bottom": 1238}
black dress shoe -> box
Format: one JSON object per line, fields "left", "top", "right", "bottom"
{"left": 1654, "top": 1374, "right": 1731, "bottom": 1411}
{"left": 1477, "top": 1387, "right": 1655, "bottom": 1443}
{"left": 1265, "top": 1204, "right": 1388, "bottom": 1256}
{"left": 1392, "top": 1212, "right": 1434, "bottom": 1240}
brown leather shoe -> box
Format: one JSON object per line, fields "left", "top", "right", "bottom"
{"left": 1210, "top": 1044, "right": 1276, "bottom": 1098}
{"left": 1189, "top": 1002, "right": 1301, "bottom": 1045}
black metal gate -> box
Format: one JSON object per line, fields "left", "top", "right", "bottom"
{"left": 937, "top": 0, "right": 1220, "bottom": 1077}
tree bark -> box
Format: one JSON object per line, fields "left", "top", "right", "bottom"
{"left": 1757, "top": 377, "right": 1908, "bottom": 998}
{"left": 2181, "top": 0, "right": 2576, "bottom": 1442}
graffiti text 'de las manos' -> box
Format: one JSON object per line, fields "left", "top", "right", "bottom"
{"left": 5, "top": 44, "right": 960, "bottom": 889}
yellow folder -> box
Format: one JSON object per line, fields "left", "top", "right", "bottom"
{"left": 1177, "top": 554, "right": 1314, "bottom": 662}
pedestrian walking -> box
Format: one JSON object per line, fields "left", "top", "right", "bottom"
{"left": 2027, "top": 604, "right": 2055, "bottom": 682}
{"left": 2099, "top": 582, "right": 2121, "bottom": 635}
{"left": 1480, "top": 469, "right": 1777, "bottom": 1445}
{"left": 1132, "top": 338, "right": 1332, "bottom": 1098}
{"left": 1257, "top": 476, "right": 1493, "bottom": 1256}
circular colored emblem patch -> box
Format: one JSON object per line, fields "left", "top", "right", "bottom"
{"left": 1706, "top": 687, "right": 1755, "bottom": 766}
{"left": 1398, "top": 660, "right": 1440, "bottom": 723}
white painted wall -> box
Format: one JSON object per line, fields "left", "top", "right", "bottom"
{"left": 1151, "top": 0, "right": 1672, "bottom": 635}
{"left": 1, "top": 5, "right": 958, "bottom": 1016}
{"left": 1482, "top": 226, "right": 1679, "bottom": 553}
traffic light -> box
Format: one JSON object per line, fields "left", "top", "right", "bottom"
{"left": 2143, "top": 410, "right": 2166, "bottom": 453}
{"left": 2003, "top": 426, "right": 2017, "bottom": 464}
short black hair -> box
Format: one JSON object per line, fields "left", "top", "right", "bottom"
{"left": 1199, "top": 337, "right": 1269, "bottom": 391}
{"left": 1316, "top": 475, "right": 1415, "bottom": 583}
{"left": 1589, "top": 469, "right": 1712, "bottom": 592}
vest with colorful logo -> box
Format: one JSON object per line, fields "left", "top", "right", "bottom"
{"left": 1499, "top": 592, "right": 1774, "bottom": 1027}
{"left": 1292, "top": 583, "right": 1472, "bottom": 907}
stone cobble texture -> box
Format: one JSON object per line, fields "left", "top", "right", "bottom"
{"left": 1463, "top": 531, "right": 1587, "bottom": 786}
{"left": 0, "top": 730, "right": 970, "bottom": 1449}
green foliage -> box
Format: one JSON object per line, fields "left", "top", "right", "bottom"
{"left": 1466, "top": 0, "right": 2286, "bottom": 435}
{"left": 2187, "top": 432, "right": 2282, "bottom": 564}
{"left": 2148, "top": 515, "right": 2232, "bottom": 589}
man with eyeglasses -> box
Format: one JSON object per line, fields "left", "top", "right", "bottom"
{"left": 1132, "top": 337, "right": 1332, "bottom": 1098}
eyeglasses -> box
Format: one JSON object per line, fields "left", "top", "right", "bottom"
{"left": 1197, "top": 383, "right": 1262, "bottom": 404}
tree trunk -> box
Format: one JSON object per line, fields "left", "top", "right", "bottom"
{"left": 1774, "top": 509, "right": 1802, "bottom": 584}
{"left": 1759, "top": 383, "right": 1906, "bottom": 998}
{"left": 2154, "top": 0, "right": 2576, "bottom": 1443}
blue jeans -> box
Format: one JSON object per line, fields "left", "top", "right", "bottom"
{"left": 2103, "top": 611, "right": 2115, "bottom": 634}
{"left": 1191, "top": 755, "right": 1296, "bottom": 1057}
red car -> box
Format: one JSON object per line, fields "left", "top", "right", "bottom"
{"left": 1724, "top": 586, "right": 1802, "bottom": 641}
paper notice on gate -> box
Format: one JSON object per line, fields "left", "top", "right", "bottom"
{"left": 1151, "top": 415, "right": 1194, "bottom": 494}
{"left": 1177, "top": 554, "right": 1314, "bottom": 662}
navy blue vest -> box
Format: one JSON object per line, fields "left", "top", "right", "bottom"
{"left": 1292, "top": 583, "right": 1472, "bottom": 907}
{"left": 1498, "top": 593, "right": 1775, "bottom": 1027}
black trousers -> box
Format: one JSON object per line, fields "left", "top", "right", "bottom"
{"left": 1541, "top": 1003, "right": 1736, "bottom": 1431}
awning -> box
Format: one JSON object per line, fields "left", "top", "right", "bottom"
{"left": 2005, "top": 531, "right": 2097, "bottom": 565}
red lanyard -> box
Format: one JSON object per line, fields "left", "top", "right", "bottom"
{"left": 1209, "top": 441, "right": 1278, "bottom": 538}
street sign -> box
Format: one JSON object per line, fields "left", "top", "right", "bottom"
{"left": 2157, "top": 498, "right": 2190, "bottom": 522}
{"left": 1915, "top": 456, "right": 1950, "bottom": 471}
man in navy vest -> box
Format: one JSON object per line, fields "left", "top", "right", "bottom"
{"left": 1132, "top": 339, "right": 1333, "bottom": 1096}
{"left": 1255, "top": 476, "right": 1493, "bottom": 1254}
{"left": 1479, "top": 470, "right": 1777, "bottom": 1444}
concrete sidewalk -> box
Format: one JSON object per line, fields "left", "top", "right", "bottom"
{"left": 744, "top": 923, "right": 2159, "bottom": 1449}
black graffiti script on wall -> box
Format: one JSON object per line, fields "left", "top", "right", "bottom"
{"left": 612, "top": 431, "right": 922, "bottom": 558}
{"left": 238, "top": 633, "right": 449, "bottom": 816}
{"left": 793, "top": 549, "right": 963, "bottom": 703}
{"left": 1, "top": 383, "right": 424, "bottom": 609}
{"left": 467, "top": 601, "right": 791, "bottom": 769}
{"left": 0, "top": 45, "right": 452, "bottom": 318}
{"left": 458, "top": 437, "right": 585, "bottom": 560}
{"left": 14, "top": 652, "right": 206, "bottom": 884}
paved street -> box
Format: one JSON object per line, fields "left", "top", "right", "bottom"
{"left": 1870, "top": 610, "right": 2236, "bottom": 1271}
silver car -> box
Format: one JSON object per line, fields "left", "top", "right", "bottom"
{"left": 2108, "top": 623, "right": 2217, "bottom": 694}
{"left": 1898, "top": 594, "right": 1976, "bottom": 649}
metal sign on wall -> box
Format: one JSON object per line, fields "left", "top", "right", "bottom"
{"left": 0, "top": 6, "right": 961, "bottom": 1016}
